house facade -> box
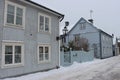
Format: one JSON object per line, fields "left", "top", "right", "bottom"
{"left": 65, "top": 17, "right": 113, "bottom": 59}
{"left": 0, "top": 0, "right": 64, "bottom": 78}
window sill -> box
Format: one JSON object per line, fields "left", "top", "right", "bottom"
{"left": 4, "top": 23, "right": 25, "bottom": 30}
{"left": 38, "top": 31, "right": 51, "bottom": 35}
{"left": 38, "top": 60, "right": 51, "bottom": 64}
{"left": 1, "top": 63, "right": 24, "bottom": 69}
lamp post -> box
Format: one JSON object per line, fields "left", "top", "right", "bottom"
{"left": 62, "top": 21, "right": 69, "bottom": 52}
{"left": 56, "top": 21, "right": 69, "bottom": 51}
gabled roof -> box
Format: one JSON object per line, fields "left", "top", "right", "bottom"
{"left": 68, "top": 17, "right": 98, "bottom": 34}
{"left": 20, "top": 0, "right": 64, "bottom": 21}
{"left": 68, "top": 17, "right": 112, "bottom": 37}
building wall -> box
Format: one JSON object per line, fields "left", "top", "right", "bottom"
{"left": 101, "top": 33, "right": 113, "bottom": 58}
{"left": 0, "top": 0, "right": 4, "bottom": 76}
{"left": 66, "top": 19, "right": 101, "bottom": 58}
{"left": 0, "top": 0, "right": 60, "bottom": 78}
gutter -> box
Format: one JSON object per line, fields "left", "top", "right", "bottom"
{"left": 60, "top": 15, "right": 64, "bottom": 22}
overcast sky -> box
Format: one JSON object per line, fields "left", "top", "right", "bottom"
{"left": 33, "top": 0, "right": 120, "bottom": 40}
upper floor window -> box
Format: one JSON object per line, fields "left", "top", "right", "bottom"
{"left": 5, "top": 1, "right": 25, "bottom": 28}
{"left": 38, "top": 13, "right": 51, "bottom": 32}
{"left": 80, "top": 23, "right": 86, "bottom": 30}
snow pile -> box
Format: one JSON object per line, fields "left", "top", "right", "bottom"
{"left": 2, "top": 56, "right": 120, "bottom": 80}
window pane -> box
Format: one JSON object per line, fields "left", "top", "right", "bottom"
{"left": 45, "top": 24, "right": 49, "bottom": 31}
{"left": 15, "top": 46, "right": 21, "bottom": 55}
{"left": 80, "top": 23, "right": 86, "bottom": 30}
{"left": 45, "top": 17, "right": 49, "bottom": 31}
{"left": 16, "top": 7, "right": 23, "bottom": 16}
{"left": 83, "top": 23, "right": 86, "bottom": 29}
{"left": 5, "top": 46, "right": 12, "bottom": 54}
{"left": 7, "top": 5, "right": 15, "bottom": 24}
{"left": 74, "top": 35, "right": 79, "bottom": 42}
{"left": 5, "top": 46, "right": 13, "bottom": 64}
{"left": 45, "top": 53, "right": 49, "bottom": 60}
{"left": 16, "top": 16, "right": 22, "bottom": 25}
{"left": 15, "top": 46, "right": 21, "bottom": 63}
{"left": 7, "top": 14, "right": 14, "bottom": 24}
{"left": 39, "top": 16, "right": 44, "bottom": 30}
{"left": 39, "top": 54, "right": 43, "bottom": 61}
{"left": 16, "top": 7, "right": 23, "bottom": 25}
{"left": 45, "top": 47, "right": 49, "bottom": 53}
{"left": 45, "top": 47, "right": 49, "bottom": 60}
{"left": 39, "top": 47, "right": 43, "bottom": 61}
{"left": 5, "top": 55, "right": 12, "bottom": 64}
{"left": 15, "top": 55, "right": 21, "bottom": 63}
{"left": 45, "top": 17, "right": 49, "bottom": 24}
{"left": 39, "top": 47, "right": 43, "bottom": 53}
{"left": 7, "top": 5, "right": 14, "bottom": 14}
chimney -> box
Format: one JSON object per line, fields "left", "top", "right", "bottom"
{"left": 89, "top": 10, "right": 94, "bottom": 24}
{"left": 88, "top": 19, "right": 93, "bottom": 24}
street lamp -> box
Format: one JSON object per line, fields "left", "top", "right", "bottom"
{"left": 62, "top": 21, "right": 69, "bottom": 43}
{"left": 56, "top": 21, "right": 69, "bottom": 41}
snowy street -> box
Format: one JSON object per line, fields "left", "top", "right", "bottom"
{"left": 2, "top": 56, "right": 120, "bottom": 80}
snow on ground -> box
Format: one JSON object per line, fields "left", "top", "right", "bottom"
{"left": 2, "top": 56, "right": 120, "bottom": 80}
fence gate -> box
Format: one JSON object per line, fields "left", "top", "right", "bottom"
{"left": 64, "top": 51, "right": 71, "bottom": 63}
{"left": 60, "top": 51, "right": 72, "bottom": 66}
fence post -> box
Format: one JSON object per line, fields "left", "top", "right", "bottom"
{"left": 60, "top": 48, "right": 64, "bottom": 66}
{"left": 69, "top": 48, "right": 72, "bottom": 63}
{"left": 62, "top": 48, "right": 64, "bottom": 52}
{"left": 70, "top": 47, "right": 72, "bottom": 51}
{"left": 82, "top": 48, "right": 84, "bottom": 51}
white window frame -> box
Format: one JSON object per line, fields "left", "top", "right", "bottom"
{"left": 80, "top": 23, "right": 86, "bottom": 30}
{"left": 37, "top": 44, "right": 51, "bottom": 63}
{"left": 38, "top": 13, "right": 51, "bottom": 33}
{"left": 1, "top": 42, "right": 24, "bottom": 68}
{"left": 4, "top": 0, "right": 26, "bottom": 29}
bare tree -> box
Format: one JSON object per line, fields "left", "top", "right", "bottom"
{"left": 68, "top": 37, "right": 89, "bottom": 51}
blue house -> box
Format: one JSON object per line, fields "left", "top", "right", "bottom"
{"left": 65, "top": 17, "right": 113, "bottom": 59}
{"left": 0, "top": 0, "right": 64, "bottom": 78}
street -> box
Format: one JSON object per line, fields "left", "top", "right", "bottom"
{"left": 3, "top": 56, "right": 120, "bottom": 80}
{"left": 41, "top": 56, "right": 120, "bottom": 80}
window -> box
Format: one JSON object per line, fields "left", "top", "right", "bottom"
{"left": 38, "top": 13, "right": 51, "bottom": 32}
{"left": 16, "top": 7, "right": 23, "bottom": 25}
{"left": 2, "top": 43, "right": 24, "bottom": 68}
{"left": 7, "top": 4, "right": 15, "bottom": 24}
{"left": 5, "top": 1, "right": 25, "bottom": 27}
{"left": 80, "top": 23, "right": 86, "bottom": 30}
{"left": 38, "top": 45, "right": 50, "bottom": 63}
{"left": 74, "top": 34, "right": 80, "bottom": 42}
{"left": 102, "top": 35, "right": 105, "bottom": 41}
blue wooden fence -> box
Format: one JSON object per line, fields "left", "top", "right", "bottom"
{"left": 60, "top": 50, "right": 94, "bottom": 66}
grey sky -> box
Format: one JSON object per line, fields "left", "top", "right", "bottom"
{"left": 33, "top": 0, "right": 120, "bottom": 39}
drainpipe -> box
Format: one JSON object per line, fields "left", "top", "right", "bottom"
{"left": 99, "top": 32, "right": 102, "bottom": 59}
